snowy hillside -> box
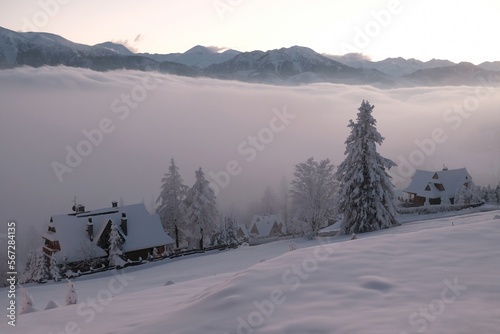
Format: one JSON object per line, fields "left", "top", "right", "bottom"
{"left": 4, "top": 210, "right": 499, "bottom": 334}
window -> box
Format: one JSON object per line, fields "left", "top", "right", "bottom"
{"left": 434, "top": 183, "right": 445, "bottom": 191}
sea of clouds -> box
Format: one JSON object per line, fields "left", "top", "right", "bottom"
{"left": 1, "top": 66, "right": 499, "bottom": 237}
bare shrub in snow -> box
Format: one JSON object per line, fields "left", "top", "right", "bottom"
{"left": 291, "top": 157, "right": 338, "bottom": 238}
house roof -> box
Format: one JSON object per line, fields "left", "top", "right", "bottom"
{"left": 237, "top": 224, "right": 249, "bottom": 237}
{"left": 43, "top": 203, "right": 174, "bottom": 263}
{"left": 404, "top": 168, "right": 472, "bottom": 199}
{"left": 249, "top": 214, "right": 284, "bottom": 237}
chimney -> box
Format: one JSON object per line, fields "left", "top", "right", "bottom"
{"left": 75, "top": 204, "right": 85, "bottom": 213}
{"left": 121, "top": 213, "right": 128, "bottom": 236}
{"left": 87, "top": 218, "right": 94, "bottom": 241}
{"left": 112, "top": 201, "right": 118, "bottom": 208}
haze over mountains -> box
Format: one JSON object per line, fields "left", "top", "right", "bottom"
{"left": 1, "top": 26, "right": 499, "bottom": 87}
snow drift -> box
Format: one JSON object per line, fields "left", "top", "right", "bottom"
{"left": 7, "top": 211, "right": 500, "bottom": 334}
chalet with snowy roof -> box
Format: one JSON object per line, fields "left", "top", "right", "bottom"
{"left": 42, "top": 202, "right": 174, "bottom": 267}
{"left": 249, "top": 214, "right": 284, "bottom": 238}
{"left": 403, "top": 167, "right": 473, "bottom": 206}
{"left": 236, "top": 224, "right": 249, "bottom": 240}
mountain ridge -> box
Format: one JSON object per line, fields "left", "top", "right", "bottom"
{"left": 1, "top": 26, "right": 499, "bottom": 87}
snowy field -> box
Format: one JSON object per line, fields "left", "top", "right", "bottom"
{"left": 2, "top": 209, "right": 500, "bottom": 334}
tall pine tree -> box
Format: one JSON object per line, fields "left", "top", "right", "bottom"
{"left": 108, "top": 222, "right": 126, "bottom": 268}
{"left": 157, "top": 158, "right": 188, "bottom": 236}
{"left": 336, "top": 100, "right": 398, "bottom": 234}
{"left": 180, "top": 167, "right": 219, "bottom": 249}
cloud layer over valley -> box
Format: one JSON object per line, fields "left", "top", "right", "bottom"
{"left": 1, "top": 66, "right": 499, "bottom": 233}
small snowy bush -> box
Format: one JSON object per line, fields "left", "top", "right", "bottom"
{"left": 65, "top": 280, "right": 78, "bottom": 305}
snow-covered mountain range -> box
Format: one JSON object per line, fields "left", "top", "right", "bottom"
{"left": 1, "top": 26, "right": 499, "bottom": 87}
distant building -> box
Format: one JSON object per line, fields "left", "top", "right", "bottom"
{"left": 42, "top": 202, "right": 174, "bottom": 268}
{"left": 236, "top": 224, "right": 249, "bottom": 241}
{"left": 403, "top": 167, "right": 473, "bottom": 206}
{"left": 249, "top": 214, "right": 284, "bottom": 238}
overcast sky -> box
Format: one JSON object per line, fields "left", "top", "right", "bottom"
{"left": 1, "top": 0, "right": 500, "bottom": 64}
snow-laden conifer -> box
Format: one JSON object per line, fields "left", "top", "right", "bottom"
{"left": 32, "top": 249, "right": 48, "bottom": 283}
{"left": 19, "top": 284, "right": 36, "bottom": 314}
{"left": 336, "top": 100, "right": 398, "bottom": 234}
{"left": 49, "top": 255, "right": 61, "bottom": 282}
{"left": 19, "top": 249, "right": 36, "bottom": 284}
{"left": 108, "top": 222, "right": 126, "bottom": 268}
{"left": 65, "top": 280, "right": 78, "bottom": 305}
{"left": 180, "top": 167, "right": 219, "bottom": 249}
{"left": 157, "top": 158, "right": 188, "bottom": 235}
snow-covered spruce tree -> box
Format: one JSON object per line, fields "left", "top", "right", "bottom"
{"left": 65, "top": 280, "right": 78, "bottom": 305}
{"left": 212, "top": 218, "right": 227, "bottom": 246}
{"left": 19, "top": 284, "right": 36, "bottom": 314}
{"left": 456, "top": 183, "right": 483, "bottom": 206}
{"left": 32, "top": 249, "right": 48, "bottom": 283}
{"left": 49, "top": 255, "right": 61, "bottom": 282}
{"left": 157, "top": 158, "right": 189, "bottom": 236}
{"left": 108, "top": 222, "right": 126, "bottom": 268}
{"left": 19, "top": 249, "right": 36, "bottom": 284}
{"left": 180, "top": 167, "right": 219, "bottom": 249}
{"left": 225, "top": 217, "right": 239, "bottom": 245}
{"left": 290, "top": 157, "right": 338, "bottom": 238}
{"left": 336, "top": 100, "right": 399, "bottom": 234}
{"left": 484, "top": 185, "right": 498, "bottom": 202}
{"left": 496, "top": 183, "right": 500, "bottom": 204}
{"left": 213, "top": 216, "right": 238, "bottom": 246}
{"left": 441, "top": 195, "right": 451, "bottom": 207}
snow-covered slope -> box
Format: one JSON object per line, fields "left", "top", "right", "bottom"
{"left": 326, "top": 53, "right": 456, "bottom": 76}
{"left": 5, "top": 210, "right": 499, "bottom": 334}
{"left": 139, "top": 45, "right": 240, "bottom": 68}
{"left": 403, "top": 62, "right": 500, "bottom": 86}
{"left": 93, "top": 42, "right": 135, "bottom": 56}
{"left": 206, "top": 46, "right": 393, "bottom": 85}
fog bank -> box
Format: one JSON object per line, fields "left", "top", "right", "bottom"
{"left": 1, "top": 66, "right": 499, "bottom": 232}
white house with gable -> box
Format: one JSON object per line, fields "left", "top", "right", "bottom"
{"left": 42, "top": 202, "right": 174, "bottom": 268}
{"left": 249, "top": 214, "right": 284, "bottom": 238}
{"left": 403, "top": 167, "right": 473, "bottom": 206}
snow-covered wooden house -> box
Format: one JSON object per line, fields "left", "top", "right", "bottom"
{"left": 403, "top": 167, "right": 473, "bottom": 206}
{"left": 236, "top": 224, "right": 249, "bottom": 240}
{"left": 42, "top": 202, "right": 174, "bottom": 267}
{"left": 249, "top": 214, "right": 284, "bottom": 238}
